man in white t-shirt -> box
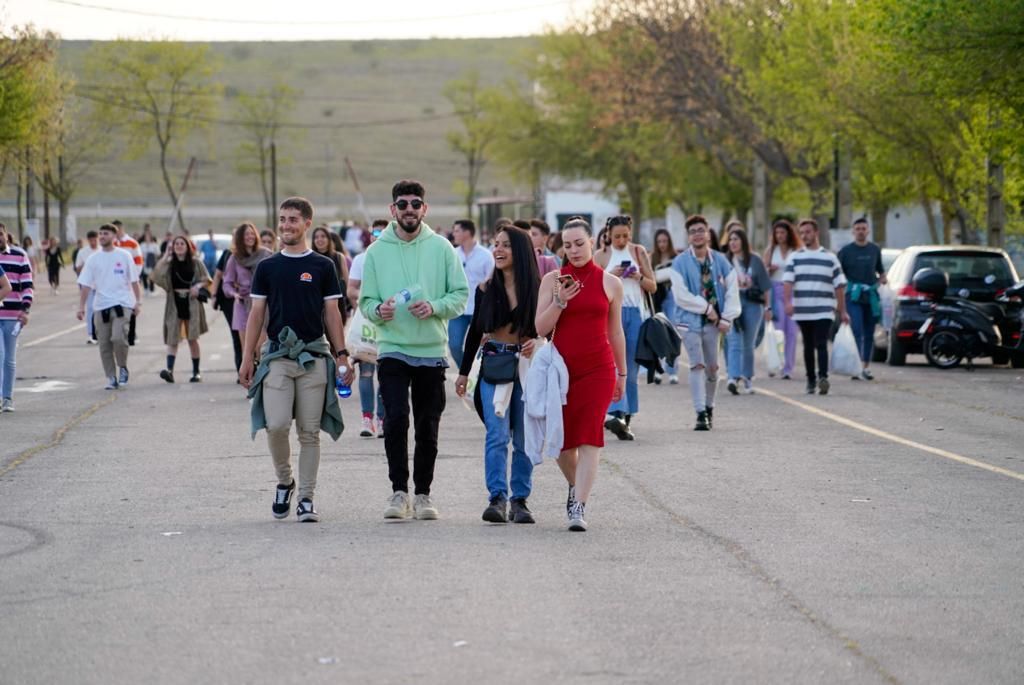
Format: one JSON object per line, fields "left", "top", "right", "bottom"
{"left": 448, "top": 218, "right": 494, "bottom": 368}
{"left": 74, "top": 230, "right": 100, "bottom": 344}
{"left": 77, "top": 224, "right": 141, "bottom": 390}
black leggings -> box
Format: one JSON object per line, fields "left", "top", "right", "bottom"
{"left": 222, "top": 309, "right": 243, "bottom": 371}
{"left": 798, "top": 319, "right": 831, "bottom": 383}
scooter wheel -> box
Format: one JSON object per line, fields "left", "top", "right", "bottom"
{"left": 923, "top": 327, "right": 964, "bottom": 369}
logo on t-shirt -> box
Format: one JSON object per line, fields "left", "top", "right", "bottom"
{"left": 114, "top": 261, "right": 125, "bottom": 276}
{"left": 300, "top": 272, "right": 313, "bottom": 283}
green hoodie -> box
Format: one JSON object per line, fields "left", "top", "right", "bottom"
{"left": 359, "top": 221, "right": 469, "bottom": 359}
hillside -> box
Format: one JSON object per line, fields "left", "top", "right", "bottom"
{"left": 51, "top": 38, "right": 536, "bottom": 223}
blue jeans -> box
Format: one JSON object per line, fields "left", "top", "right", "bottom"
{"left": 660, "top": 295, "right": 678, "bottom": 375}
{"left": 726, "top": 302, "right": 764, "bottom": 380}
{"left": 0, "top": 319, "right": 18, "bottom": 400}
{"left": 447, "top": 314, "right": 472, "bottom": 369}
{"left": 358, "top": 361, "right": 384, "bottom": 418}
{"left": 608, "top": 305, "right": 642, "bottom": 416}
{"left": 479, "top": 378, "right": 532, "bottom": 500}
{"left": 846, "top": 295, "right": 877, "bottom": 363}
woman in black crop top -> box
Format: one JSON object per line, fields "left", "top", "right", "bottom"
{"left": 455, "top": 225, "right": 540, "bottom": 525}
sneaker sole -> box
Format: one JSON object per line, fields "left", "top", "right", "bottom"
{"left": 482, "top": 511, "right": 507, "bottom": 523}
{"left": 383, "top": 509, "right": 411, "bottom": 519}
{"left": 415, "top": 509, "right": 439, "bottom": 521}
{"left": 297, "top": 512, "right": 319, "bottom": 522}
{"left": 512, "top": 514, "right": 536, "bottom": 524}
{"left": 272, "top": 510, "right": 290, "bottom": 520}
{"left": 568, "top": 520, "right": 587, "bottom": 532}
{"left": 359, "top": 430, "right": 373, "bottom": 437}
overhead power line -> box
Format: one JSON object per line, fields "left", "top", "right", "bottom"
{"left": 46, "top": 0, "right": 572, "bottom": 26}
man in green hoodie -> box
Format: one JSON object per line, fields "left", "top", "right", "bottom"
{"left": 359, "top": 180, "right": 469, "bottom": 520}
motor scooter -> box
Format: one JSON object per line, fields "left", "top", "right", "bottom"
{"left": 912, "top": 268, "right": 1024, "bottom": 369}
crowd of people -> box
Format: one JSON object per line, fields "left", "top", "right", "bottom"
{"left": 0, "top": 183, "right": 888, "bottom": 531}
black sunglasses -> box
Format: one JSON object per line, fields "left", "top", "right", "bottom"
{"left": 394, "top": 199, "right": 424, "bottom": 210}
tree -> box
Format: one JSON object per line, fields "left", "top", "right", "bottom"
{"left": 232, "top": 83, "right": 299, "bottom": 228}
{"left": 444, "top": 71, "right": 499, "bottom": 218}
{"left": 81, "top": 40, "right": 221, "bottom": 232}
{"left": 0, "top": 26, "right": 61, "bottom": 155}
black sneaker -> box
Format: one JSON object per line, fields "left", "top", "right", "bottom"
{"left": 727, "top": 379, "right": 739, "bottom": 395}
{"left": 296, "top": 498, "right": 319, "bottom": 523}
{"left": 272, "top": 480, "right": 295, "bottom": 519}
{"left": 706, "top": 406, "right": 714, "bottom": 429}
{"left": 694, "top": 411, "right": 710, "bottom": 431}
{"left": 189, "top": 373, "right": 202, "bottom": 383}
{"left": 510, "top": 497, "right": 535, "bottom": 524}
{"left": 604, "top": 416, "right": 633, "bottom": 441}
{"left": 818, "top": 377, "right": 830, "bottom": 395}
{"left": 160, "top": 369, "right": 175, "bottom": 384}
{"left": 482, "top": 496, "right": 508, "bottom": 523}
{"left": 805, "top": 381, "right": 817, "bottom": 394}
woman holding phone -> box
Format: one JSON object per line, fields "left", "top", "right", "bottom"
{"left": 536, "top": 217, "right": 626, "bottom": 532}
{"left": 592, "top": 215, "right": 656, "bottom": 440}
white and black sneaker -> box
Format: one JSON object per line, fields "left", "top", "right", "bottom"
{"left": 118, "top": 367, "right": 130, "bottom": 386}
{"left": 296, "top": 498, "right": 319, "bottom": 523}
{"left": 272, "top": 480, "right": 295, "bottom": 519}
{"left": 568, "top": 501, "right": 587, "bottom": 532}
{"left": 104, "top": 376, "right": 119, "bottom": 390}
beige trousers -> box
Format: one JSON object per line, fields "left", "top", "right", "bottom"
{"left": 93, "top": 309, "right": 130, "bottom": 378}
{"left": 263, "top": 356, "right": 328, "bottom": 500}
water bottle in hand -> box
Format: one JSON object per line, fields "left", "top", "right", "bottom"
{"left": 335, "top": 366, "right": 352, "bottom": 399}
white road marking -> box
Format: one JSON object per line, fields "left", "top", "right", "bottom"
{"left": 21, "top": 380, "right": 75, "bottom": 393}
{"left": 757, "top": 387, "right": 1024, "bottom": 484}
{"left": 21, "top": 324, "right": 86, "bottom": 348}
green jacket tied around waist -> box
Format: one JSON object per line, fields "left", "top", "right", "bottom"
{"left": 848, "top": 282, "right": 881, "bottom": 320}
{"left": 247, "top": 326, "right": 344, "bottom": 441}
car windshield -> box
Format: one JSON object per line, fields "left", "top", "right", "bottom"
{"left": 916, "top": 252, "right": 1016, "bottom": 289}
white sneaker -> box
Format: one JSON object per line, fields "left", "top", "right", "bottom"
{"left": 741, "top": 379, "right": 754, "bottom": 394}
{"left": 568, "top": 501, "right": 587, "bottom": 532}
{"left": 669, "top": 374, "right": 679, "bottom": 385}
{"left": 1, "top": 398, "right": 13, "bottom": 412}
{"left": 104, "top": 377, "right": 119, "bottom": 390}
{"left": 413, "top": 494, "right": 439, "bottom": 520}
{"left": 359, "top": 416, "right": 375, "bottom": 438}
{"left": 383, "top": 491, "right": 412, "bottom": 519}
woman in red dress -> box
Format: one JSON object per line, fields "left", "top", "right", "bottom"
{"left": 536, "top": 217, "right": 626, "bottom": 531}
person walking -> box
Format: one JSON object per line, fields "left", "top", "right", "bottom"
{"left": 312, "top": 226, "right": 351, "bottom": 326}
{"left": 222, "top": 222, "right": 272, "bottom": 377}
{"left": 199, "top": 229, "right": 219, "bottom": 277}
{"left": 153, "top": 235, "right": 212, "bottom": 383}
{"left": 76, "top": 224, "right": 140, "bottom": 390}
{"left": 593, "top": 215, "right": 656, "bottom": 440}
{"left": 650, "top": 228, "right": 681, "bottom": 384}
{"left": 139, "top": 225, "right": 160, "bottom": 295}
{"left": 448, "top": 219, "right": 494, "bottom": 369}
{"left": 44, "top": 239, "right": 64, "bottom": 295}
{"left": 238, "top": 197, "right": 351, "bottom": 524}
{"left": 347, "top": 219, "right": 387, "bottom": 438}
{"left": 668, "top": 215, "right": 740, "bottom": 431}
{"left": 763, "top": 219, "right": 802, "bottom": 379}
{"left": 454, "top": 225, "right": 540, "bottom": 524}
{"left": 837, "top": 217, "right": 887, "bottom": 380}
{"left": 260, "top": 229, "right": 278, "bottom": 252}
{"left": 75, "top": 230, "right": 100, "bottom": 344}
{"left": 0, "top": 224, "right": 34, "bottom": 412}
{"left": 724, "top": 224, "right": 772, "bottom": 395}
{"left": 784, "top": 219, "right": 850, "bottom": 395}
{"left": 535, "top": 217, "right": 626, "bottom": 531}
{"left": 359, "top": 180, "right": 469, "bottom": 521}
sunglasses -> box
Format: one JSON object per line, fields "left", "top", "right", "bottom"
{"left": 394, "top": 199, "right": 424, "bottom": 211}
{"left": 688, "top": 227, "right": 708, "bottom": 235}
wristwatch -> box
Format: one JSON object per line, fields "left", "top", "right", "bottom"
{"left": 335, "top": 348, "right": 350, "bottom": 357}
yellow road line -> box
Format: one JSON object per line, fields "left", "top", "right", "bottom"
{"left": 757, "top": 387, "right": 1024, "bottom": 484}
{"left": 0, "top": 395, "right": 117, "bottom": 478}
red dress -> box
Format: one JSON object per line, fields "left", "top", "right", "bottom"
{"left": 553, "top": 260, "right": 616, "bottom": 450}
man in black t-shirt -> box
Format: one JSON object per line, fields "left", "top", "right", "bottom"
{"left": 239, "top": 197, "right": 353, "bottom": 523}
{"left": 837, "top": 217, "right": 887, "bottom": 380}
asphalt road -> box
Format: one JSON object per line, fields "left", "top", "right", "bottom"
{"left": 2, "top": 269, "right": 1023, "bottom": 684}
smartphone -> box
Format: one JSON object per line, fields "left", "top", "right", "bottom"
{"left": 620, "top": 259, "right": 632, "bottom": 268}
{"left": 557, "top": 275, "right": 577, "bottom": 288}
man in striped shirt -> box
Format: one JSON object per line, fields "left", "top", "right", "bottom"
{"left": 0, "top": 223, "right": 34, "bottom": 412}
{"left": 783, "top": 219, "right": 849, "bottom": 395}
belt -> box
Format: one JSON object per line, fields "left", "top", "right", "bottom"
{"left": 483, "top": 341, "right": 521, "bottom": 353}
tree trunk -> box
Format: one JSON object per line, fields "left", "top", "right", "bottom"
{"left": 870, "top": 205, "right": 889, "bottom": 246}
{"left": 807, "top": 173, "right": 833, "bottom": 248}
{"left": 15, "top": 167, "right": 24, "bottom": 237}
{"left": 159, "top": 142, "right": 184, "bottom": 233}
{"left": 921, "top": 194, "right": 940, "bottom": 244}
{"left": 752, "top": 156, "right": 768, "bottom": 248}
{"left": 837, "top": 144, "right": 853, "bottom": 230}
{"left": 59, "top": 196, "right": 70, "bottom": 246}
{"left": 986, "top": 159, "right": 1005, "bottom": 248}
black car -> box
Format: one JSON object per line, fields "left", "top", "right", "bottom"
{"left": 874, "top": 245, "right": 1021, "bottom": 365}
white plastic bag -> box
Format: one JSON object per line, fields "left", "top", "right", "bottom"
{"left": 761, "top": 319, "right": 784, "bottom": 375}
{"left": 345, "top": 308, "right": 378, "bottom": 363}
{"left": 879, "top": 284, "right": 895, "bottom": 330}
{"left": 830, "top": 323, "right": 863, "bottom": 377}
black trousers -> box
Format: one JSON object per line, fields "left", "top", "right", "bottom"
{"left": 221, "top": 308, "right": 243, "bottom": 372}
{"left": 798, "top": 319, "right": 832, "bottom": 383}
{"left": 378, "top": 358, "right": 447, "bottom": 495}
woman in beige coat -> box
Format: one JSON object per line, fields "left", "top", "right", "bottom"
{"left": 153, "top": 235, "right": 212, "bottom": 383}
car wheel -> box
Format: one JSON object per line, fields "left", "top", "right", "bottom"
{"left": 887, "top": 335, "right": 907, "bottom": 366}
{"left": 923, "top": 327, "right": 964, "bottom": 369}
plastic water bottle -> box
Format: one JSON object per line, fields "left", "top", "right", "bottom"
{"left": 335, "top": 367, "right": 352, "bottom": 399}
{"left": 393, "top": 285, "right": 423, "bottom": 307}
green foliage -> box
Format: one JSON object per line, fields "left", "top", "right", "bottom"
{"left": 0, "top": 26, "right": 63, "bottom": 159}
{"left": 443, "top": 70, "right": 501, "bottom": 216}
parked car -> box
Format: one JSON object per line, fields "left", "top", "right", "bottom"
{"left": 874, "top": 245, "right": 1021, "bottom": 365}
{"left": 881, "top": 247, "right": 902, "bottom": 273}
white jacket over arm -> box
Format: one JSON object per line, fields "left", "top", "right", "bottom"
{"left": 524, "top": 342, "right": 569, "bottom": 465}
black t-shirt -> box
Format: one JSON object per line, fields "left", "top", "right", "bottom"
{"left": 837, "top": 242, "right": 883, "bottom": 285}
{"left": 250, "top": 251, "right": 342, "bottom": 343}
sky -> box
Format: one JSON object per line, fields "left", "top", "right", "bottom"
{"left": 2, "top": 0, "right": 597, "bottom": 41}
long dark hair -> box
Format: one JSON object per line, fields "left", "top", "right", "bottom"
{"left": 727, "top": 225, "right": 752, "bottom": 269}
{"left": 232, "top": 222, "right": 257, "bottom": 259}
{"left": 650, "top": 228, "right": 677, "bottom": 267}
{"left": 478, "top": 226, "right": 539, "bottom": 338}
